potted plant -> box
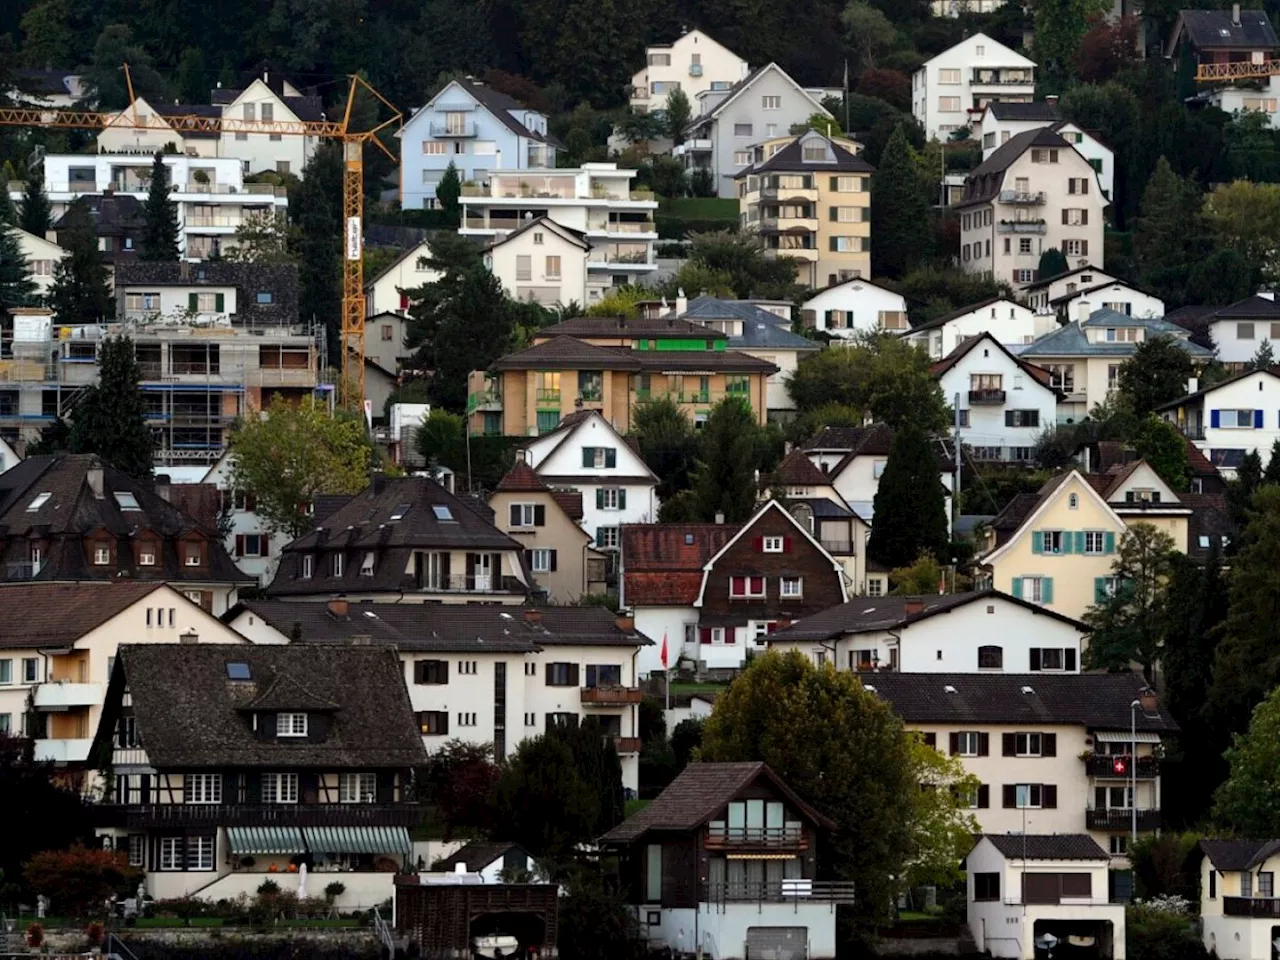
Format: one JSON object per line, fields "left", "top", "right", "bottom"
{"left": 25, "top": 922, "right": 43, "bottom": 950}
{"left": 324, "top": 882, "right": 346, "bottom": 904}
{"left": 85, "top": 921, "right": 104, "bottom": 949}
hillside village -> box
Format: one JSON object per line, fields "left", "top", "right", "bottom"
{"left": 7, "top": 2, "right": 1280, "bottom": 959}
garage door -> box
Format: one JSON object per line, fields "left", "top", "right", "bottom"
{"left": 746, "top": 926, "right": 808, "bottom": 960}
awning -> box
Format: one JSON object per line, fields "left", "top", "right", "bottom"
{"left": 302, "top": 825, "right": 411, "bottom": 857}
{"left": 227, "top": 826, "right": 306, "bottom": 855}
{"left": 1093, "top": 731, "right": 1162, "bottom": 744}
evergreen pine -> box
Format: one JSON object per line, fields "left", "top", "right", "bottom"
{"left": 1265, "top": 440, "right": 1280, "bottom": 486}
{"left": 140, "top": 153, "right": 180, "bottom": 261}
{"left": 47, "top": 201, "right": 114, "bottom": 326}
{"left": 436, "top": 161, "right": 461, "bottom": 228}
{"left": 1037, "top": 247, "right": 1069, "bottom": 280}
{"left": 0, "top": 226, "right": 35, "bottom": 310}
{"left": 867, "top": 425, "right": 949, "bottom": 570}
{"left": 1134, "top": 157, "right": 1203, "bottom": 307}
{"left": 19, "top": 165, "right": 52, "bottom": 238}
{"left": 870, "top": 124, "right": 931, "bottom": 279}
{"left": 68, "top": 335, "right": 154, "bottom": 480}
{"left": 689, "top": 398, "right": 760, "bottom": 523}
{"left": 0, "top": 182, "right": 16, "bottom": 226}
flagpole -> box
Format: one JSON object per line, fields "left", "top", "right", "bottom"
{"left": 843, "top": 59, "right": 850, "bottom": 134}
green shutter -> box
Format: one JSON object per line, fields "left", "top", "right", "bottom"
{"left": 188, "top": 293, "right": 198, "bottom": 311}
{"left": 596, "top": 489, "right": 604, "bottom": 509}
{"left": 215, "top": 293, "right": 225, "bottom": 312}
{"left": 605, "top": 448, "right": 617, "bottom": 468}
{"left": 618, "top": 489, "right": 627, "bottom": 509}
{"left": 1042, "top": 578, "right": 1054, "bottom": 605}
{"left": 582, "top": 448, "right": 593, "bottom": 468}
{"left": 1104, "top": 531, "right": 1116, "bottom": 554}
{"left": 1094, "top": 578, "right": 1107, "bottom": 604}
{"left": 1074, "top": 531, "right": 1086, "bottom": 554}
{"left": 1030, "top": 532, "right": 1043, "bottom": 555}
{"left": 1011, "top": 578, "right": 1023, "bottom": 599}
{"left": 1060, "top": 532, "right": 1072, "bottom": 555}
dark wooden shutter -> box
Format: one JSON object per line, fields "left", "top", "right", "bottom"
{"left": 605, "top": 448, "right": 617, "bottom": 468}
{"left": 596, "top": 489, "right": 604, "bottom": 509}
{"left": 215, "top": 293, "right": 225, "bottom": 313}
{"left": 1065, "top": 648, "right": 1077, "bottom": 671}
{"left": 1043, "top": 733, "right": 1057, "bottom": 757}
{"left": 1002, "top": 733, "right": 1016, "bottom": 756}
{"left": 618, "top": 489, "right": 627, "bottom": 509}
{"left": 300, "top": 772, "right": 320, "bottom": 804}
{"left": 440, "top": 712, "right": 449, "bottom": 735}
{"left": 441, "top": 551, "right": 451, "bottom": 581}
{"left": 569, "top": 663, "right": 580, "bottom": 686}
{"left": 582, "top": 448, "right": 594, "bottom": 468}
{"left": 783, "top": 536, "right": 792, "bottom": 552}
{"left": 413, "top": 661, "right": 426, "bottom": 684}
{"left": 1029, "top": 648, "right": 1042, "bottom": 671}
{"left": 1002, "top": 785, "right": 1016, "bottom": 808}
{"left": 1081, "top": 209, "right": 1088, "bottom": 225}
{"left": 510, "top": 504, "right": 521, "bottom": 526}
{"left": 977, "top": 784, "right": 989, "bottom": 808}
{"left": 549, "top": 549, "right": 557, "bottom": 572}
{"left": 262, "top": 536, "right": 269, "bottom": 557}
{"left": 949, "top": 732, "right": 960, "bottom": 756}
{"left": 700, "top": 628, "right": 712, "bottom": 644}
{"left": 1080, "top": 240, "right": 1089, "bottom": 257}
{"left": 978, "top": 732, "right": 989, "bottom": 756}
{"left": 188, "top": 293, "right": 198, "bottom": 311}
{"left": 534, "top": 504, "right": 546, "bottom": 526}
{"left": 525, "top": 549, "right": 533, "bottom": 570}
{"left": 1061, "top": 873, "right": 1091, "bottom": 897}
{"left": 545, "top": 663, "right": 554, "bottom": 683}
{"left": 235, "top": 535, "right": 244, "bottom": 556}
{"left": 1043, "top": 784, "right": 1058, "bottom": 808}
{"left": 376, "top": 771, "right": 394, "bottom": 803}
{"left": 752, "top": 536, "right": 763, "bottom": 551}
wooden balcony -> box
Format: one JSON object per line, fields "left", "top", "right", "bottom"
{"left": 95, "top": 802, "right": 422, "bottom": 829}
{"left": 969, "top": 388, "right": 1006, "bottom": 404}
{"left": 581, "top": 685, "right": 643, "bottom": 706}
{"left": 703, "top": 880, "right": 854, "bottom": 904}
{"left": 1224, "top": 897, "right": 1280, "bottom": 918}
{"left": 1085, "top": 754, "right": 1159, "bottom": 778}
{"left": 1085, "top": 808, "right": 1160, "bottom": 831}
{"left": 705, "top": 825, "right": 807, "bottom": 851}
{"left": 611, "top": 737, "right": 642, "bottom": 754}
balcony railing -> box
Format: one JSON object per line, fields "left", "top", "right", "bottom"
{"left": 998, "top": 190, "right": 1046, "bottom": 204}
{"left": 1085, "top": 754, "right": 1160, "bottom": 778}
{"left": 4, "top": 561, "right": 37, "bottom": 579}
{"left": 429, "top": 120, "right": 476, "bottom": 137}
{"left": 466, "top": 390, "right": 503, "bottom": 413}
{"left": 95, "top": 802, "right": 422, "bottom": 829}
{"left": 969, "top": 388, "right": 1006, "bottom": 404}
{"left": 611, "top": 737, "right": 642, "bottom": 754}
{"left": 581, "top": 685, "right": 644, "bottom": 706}
{"left": 1224, "top": 897, "right": 1280, "bottom": 918}
{"left": 577, "top": 390, "right": 604, "bottom": 404}
{"left": 706, "top": 825, "right": 806, "bottom": 850}
{"left": 820, "top": 538, "right": 853, "bottom": 554}
{"left": 997, "top": 220, "right": 1047, "bottom": 234}
{"left": 535, "top": 388, "right": 561, "bottom": 404}
{"left": 415, "top": 574, "right": 527, "bottom": 595}
{"left": 1085, "top": 808, "right": 1161, "bottom": 831}
{"left": 679, "top": 392, "right": 711, "bottom": 404}
{"left": 972, "top": 72, "right": 1034, "bottom": 85}
{"left": 704, "top": 881, "right": 856, "bottom": 905}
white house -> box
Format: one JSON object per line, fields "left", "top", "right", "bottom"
{"left": 364, "top": 240, "right": 439, "bottom": 318}
{"left": 1023, "top": 266, "right": 1118, "bottom": 314}
{"left": 932, "top": 333, "right": 1061, "bottom": 464}
{"left": 523, "top": 411, "right": 659, "bottom": 550}
{"left": 1053, "top": 121, "right": 1115, "bottom": 201}
{"left": 10, "top": 68, "right": 87, "bottom": 110}
{"left": 1198, "top": 839, "right": 1280, "bottom": 960}
{"left": 210, "top": 72, "right": 323, "bottom": 177}
{"left": 966, "top": 835, "right": 1126, "bottom": 960}
{"left": 628, "top": 30, "right": 750, "bottom": 116}
{"left": 976, "top": 100, "right": 1063, "bottom": 158}
{"left": 768, "top": 589, "right": 1088, "bottom": 674}
{"left": 13, "top": 227, "right": 66, "bottom": 299}
{"left": 799, "top": 424, "right": 952, "bottom": 522}
{"left": 432, "top": 842, "right": 541, "bottom": 882}
{"left": 200, "top": 454, "right": 276, "bottom": 586}
{"left": 1157, "top": 368, "right": 1280, "bottom": 478}
{"left": 903, "top": 297, "right": 1049, "bottom": 360}
{"left": 227, "top": 600, "right": 649, "bottom": 791}
{"left": 1201, "top": 294, "right": 1280, "bottom": 368}
{"left": 484, "top": 216, "right": 591, "bottom": 308}
{"left": 799, "top": 278, "right": 909, "bottom": 340}
{"left": 912, "top": 34, "right": 1037, "bottom": 141}
{"left": 1046, "top": 281, "right": 1164, "bottom": 323}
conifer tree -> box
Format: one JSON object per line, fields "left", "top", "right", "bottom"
{"left": 867, "top": 425, "right": 949, "bottom": 570}
{"left": 140, "top": 152, "right": 180, "bottom": 261}
{"left": 0, "top": 225, "right": 35, "bottom": 310}
{"left": 690, "top": 398, "right": 761, "bottom": 523}
{"left": 19, "top": 165, "right": 52, "bottom": 238}
{"left": 47, "top": 201, "right": 113, "bottom": 326}
{"left": 69, "top": 335, "right": 154, "bottom": 480}
{"left": 870, "top": 125, "right": 931, "bottom": 279}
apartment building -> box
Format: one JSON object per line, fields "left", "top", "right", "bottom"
{"left": 458, "top": 164, "right": 657, "bottom": 297}
{"left": 865, "top": 672, "right": 1176, "bottom": 887}
{"left": 1020, "top": 309, "right": 1211, "bottom": 422}
{"left": 225, "top": 601, "right": 650, "bottom": 791}
{"left": 629, "top": 30, "right": 750, "bottom": 116}
{"left": 0, "top": 454, "right": 252, "bottom": 612}
{"left": 1157, "top": 368, "right": 1280, "bottom": 478}
{"left": 13, "top": 228, "right": 65, "bottom": 300}
{"left": 932, "top": 333, "right": 1061, "bottom": 465}
{"left": 913, "top": 34, "right": 1037, "bottom": 141}
{"left": 0, "top": 582, "right": 246, "bottom": 767}
{"left": 1198, "top": 839, "right": 1280, "bottom": 960}
{"left": 13, "top": 155, "right": 290, "bottom": 261}
{"left": 957, "top": 130, "right": 1107, "bottom": 290}
{"left": 903, "top": 297, "right": 1048, "bottom": 360}
{"left": 484, "top": 216, "right": 591, "bottom": 307}
{"left": 799, "top": 278, "right": 908, "bottom": 340}
{"left": 467, "top": 317, "right": 776, "bottom": 437}
{"left": 92, "top": 643, "right": 426, "bottom": 908}
{"left": 735, "top": 131, "right": 874, "bottom": 288}
{"left": 400, "top": 77, "right": 561, "bottom": 210}
{"left": 678, "top": 64, "right": 831, "bottom": 199}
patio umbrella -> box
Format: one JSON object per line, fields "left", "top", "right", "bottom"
{"left": 298, "top": 862, "right": 307, "bottom": 899}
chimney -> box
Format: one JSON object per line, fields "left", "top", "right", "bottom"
{"left": 714, "top": 512, "right": 726, "bottom": 524}
{"left": 1045, "top": 94, "right": 1059, "bottom": 108}
{"left": 614, "top": 614, "right": 635, "bottom": 633}
{"left": 1077, "top": 300, "right": 1091, "bottom": 323}
{"left": 327, "top": 597, "right": 349, "bottom": 618}
{"left": 524, "top": 608, "right": 542, "bottom": 625}
{"left": 1138, "top": 687, "right": 1159, "bottom": 715}
{"left": 1187, "top": 376, "right": 1199, "bottom": 395}
{"left": 1233, "top": 2, "right": 1241, "bottom": 25}
{"left": 903, "top": 598, "right": 924, "bottom": 617}
{"left": 87, "top": 466, "right": 105, "bottom": 499}
{"left": 775, "top": 618, "right": 792, "bottom": 631}
{"left": 676, "top": 287, "right": 688, "bottom": 316}
{"left": 154, "top": 474, "right": 171, "bottom": 503}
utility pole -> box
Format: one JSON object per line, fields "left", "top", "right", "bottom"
{"left": 952, "top": 391, "right": 962, "bottom": 533}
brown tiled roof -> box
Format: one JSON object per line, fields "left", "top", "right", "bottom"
{"left": 981, "top": 835, "right": 1108, "bottom": 861}
{"left": 957, "top": 129, "right": 1072, "bottom": 209}
{"left": 624, "top": 572, "right": 707, "bottom": 606}
{"left": 772, "top": 449, "right": 829, "bottom": 486}
{"left": 164, "top": 483, "right": 222, "bottom": 531}
{"left": 106, "top": 643, "right": 429, "bottom": 769}
{"left": 535, "top": 315, "right": 724, "bottom": 341}
{"left": 495, "top": 460, "right": 549, "bottom": 493}
{"left": 1184, "top": 436, "right": 1219, "bottom": 477}
{"left": 599, "top": 762, "right": 832, "bottom": 844}
{"left": 551, "top": 490, "right": 584, "bottom": 520}
{"left": 0, "top": 582, "right": 167, "bottom": 647}
{"left": 491, "top": 337, "right": 642, "bottom": 371}
{"left": 622, "top": 523, "right": 738, "bottom": 606}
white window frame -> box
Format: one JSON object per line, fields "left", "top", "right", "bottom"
{"left": 186, "top": 773, "right": 222, "bottom": 805}
{"left": 262, "top": 772, "right": 299, "bottom": 804}
{"left": 762, "top": 95, "right": 781, "bottom": 110}
{"left": 339, "top": 772, "right": 377, "bottom": 803}
{"left": 1014, "top": 783, "right": 1043, "bottom": 809}
{"left": 957, "top": 732, "right": 980, "bottom": 757}
{"left": 1039, "top": 531, "right": 1063, "bottom": 554}
{"left": 531, "top": 548, "right": 553, "bottom": 573}
{"left": 762, "top": 536, "right": 784, "bottom": 553}
{"left": 729, "top": 576, "right": 766, "bottom": 599}
{"left": 597, "top": 526, "right": 620, "bottom": 549}
{"left": 159, "top": 837, "right": 183, "bottom": 870}
{"left": 188, "top": 835, "right": 214, "bottom": 871}
{"left": 601, "top": 488, "right": 621, "bottom": 510}
{"left": 276, "top": 712, "right": 308, "bottom": 737}
{"left": 1014, "top": 732, "right": 1043, "bottom": 757}
{"left": 1084, "top": 531, "right": 1105, "bottom": 555}
{"left": 513, "top": 503, "right": 537, "bottom": 527}
{"left": 780, "top": 576, "right": 803, "bottom": 598}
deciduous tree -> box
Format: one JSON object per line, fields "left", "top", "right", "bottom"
{"left": 139, "top": 152, "right": 180, "bottom": 262}
{"left": 867, "top": 425, "right": 950, "bottom": 570}
{"left": 1214, "top": 684, "right": 1280, "bottom": 836}
{"left": 1203, "top": 179, "right": 1280, "bottom": 285}
{"left": 841, "top": 2, "right": 898, "bottom": 70}
{"left": 1082, "top": 523, "right": 1178, "bottom": 676}
{"left": 225, "top": 210, "right": 297, "bottom": 263}
{"left": 24, "top": 846, "right": 138, "bottom": 920}
{"left": 68, "top": 336, "right": 154, "bottom": 479}
{"left": 418, "top": 740, "right": 500, "bottom": 839}
{"left": 228, "top": 395, "right": 372, "bottom": 538}
{"left": 1115, "top": 336, "right": 1195, "bottom": 416}
{"left": 1032, "top": 0, "right": 1111, "bottom": 90}
{"left": 1132, "top": 415, "right": 1190, "bottom": 491}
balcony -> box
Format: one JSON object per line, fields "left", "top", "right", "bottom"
{"left": 257, "top": 366, "right": 317, "bottom": 387}
{"left": 415, "top": 574, "right": 527, "bottom": 595}
{"left": 679, "top": 391, "right": 711, "bottom": 404}
{"left": 95, "top": 802, "right": 423, "bottom": 830}
{"left": 429, "top": 120, "right": 476, "bottom": 137}
{"left": 689, "top": 64, "right": 704, "bottom": 77}
{"left": 1224, "top": 897, "right": 1280, "bottom": 918}
{"left": 535, "top": 388, "right": 561, "bottom": 405}
{"left": 1085, "top": 808, "right": 1161, "bottom": 831}
{"left": 467, "top": 389, "right": 503, "bottom": 413}
{"left": 612, "top": 737, "right": 642, "bottom": 754}
{"left": 1085, "top": 754, "right": 1160, "bottom": 778}
{"left": 999, "top": 190, "right": 1045, "bottom": 204}
{"left": 971, "top": 72, "right": 1035, "bottom": 86}
{"left": 969, "top": 388, "right": 1007, "bottom": 404}
{"left": 34, "top": 738, "right": 94, "bottom": 763}
{"left": 703, "top": 881, "right": 856, "bottom": 905}
{"left": 706, "top": 825, "right": 807, "bottom": 851}
{"left": 4, "top": 560, "right": 37, "bottom": 579}
{"left": 820, "top": 537, "right": 853, "bottom": 554}
{"left": 997, "top": 220, "right": 1047, "bottom": 234}
{"left": 581, "top": 685, "right": 644, "bottom": 706}
{"left": 33, "top": 682, "right": 102, "bottom": 710}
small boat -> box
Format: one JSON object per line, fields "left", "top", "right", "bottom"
{"left": 473, "top": 934, "right": 521, "bottom": 959}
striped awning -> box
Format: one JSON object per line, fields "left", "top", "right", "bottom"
{"left": 302, "top": 825, "right": 411, "bottom": 857}
{"left": 227, "top": 826, "right": 306, "bottom": 855}
{"left": 1094, "top": 731, "right": 1162, "bottom": 744}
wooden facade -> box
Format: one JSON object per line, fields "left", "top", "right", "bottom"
{"left": 395, "top": 879, "right": 560, "bottom": 958}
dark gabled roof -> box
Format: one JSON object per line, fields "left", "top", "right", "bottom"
{"left": 108, "top": 643, "right": 427, "bottom": 769}
{"left": 859, "top": 672, "right": 1179, "bottom": 732}
{"left": 980, "top": 835, "right": 1109, "bottom": 861}
{"left": 1199, "top": 839, "right": 1280, "bottom": 871}
{"left": 599, "top": 762, "right": 833, "bottom": 844}
{"left": 491, "top": 337, "right": 643, "bottom": 371}
{"left": 908, "top": 297, "right": 1019, "bottom": 333}
{"left": 0, "top": 582, "right": 170, "bottom": 647}
{"left": 1170, "top": 9, "right": 1278, "bottom": 52}
{"left": 228, "top": 601, "right": 649, "bottom": 650}
{"left": 988, "top": 491, "right": 1043, "bottom": 533}
{"left": 535, "top": 315, "right": 727, "bottom": 341}
{"left": 1184, "top": 491, "right": 1234, "bottom": 562}
{"left": 484, "top": 216, "right": 588, "bottom": 252}
{"left": 773, "top": 449, "right": 830, "bottom": 486}
{"left": 435, "top": 841, "right": 533, "bottom": 873}
{"left": 799, "top": 423, "right": 894, "bottom": 455}
{"left": 985, "top": 101, "right": 1061, "bottom": 122}
{"left": 1023, "top": 265, "right": 1111, "bottom": 292}
{"left": 633, "top": 350, "right": 778, "bottom": 374}
{"left": 1155, "top": 367, "right": 1280, "bottom": 411}
{"left": 740, "top": 133, "right": 874, "bottom": 177}
{"left": 12, "top": 68, "right": 77, "bottom": 97}
{"left": 54, "top": 195, "right": 145, "bottom": 234}
{"left": 1204, "top": 294, "right": 1280, "bottom": 320}
{"left": 446, "top": 78, "right": 562, "bottom": 148}
{"left": 769, "top": 589, "right": 1087, "bottom": 642}
{"left": 930, "top": 332, "right": 1056, "bottom": 390}
{"left": 680, "top": 297, "right": 818, "bottom": 351}
{"left": 958, "top": 129, "right": 1074, "bottom": 208}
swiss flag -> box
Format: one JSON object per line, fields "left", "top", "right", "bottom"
{"left": 661, "top": 631, "right": 669, "bottom": 670}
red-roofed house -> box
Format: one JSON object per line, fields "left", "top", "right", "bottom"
{"left": 622, "top": 501, "right": 847, "bottom": 676}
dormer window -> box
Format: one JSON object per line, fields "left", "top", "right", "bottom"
{"left": 360, "top": 552, "right": 376, "bottom": 576}
{"left": 114, "top": 492, "right": 140, "bottom": 510}
{"left": 301, "top": 554, "right": 314, "bottom": 579}
{"left": 277, "top": 712, "right": 308, "bottom": 737}
{"left": 332, "top": 553, "right": 345, "bottom": 577}
{"left": 183, "top": 542, "right": 202, "bottom": 567}
{"left": 138, "top": 541, "right": 157, "bottom": 566}
{"left": 94, "top": 541, "right": 111, "bottom": 565}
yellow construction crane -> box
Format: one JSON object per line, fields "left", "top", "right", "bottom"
{"left": 0, "top": 67, "right": 401, "bottom": 406}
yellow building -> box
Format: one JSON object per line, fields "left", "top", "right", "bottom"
{"left": 735, "top": 130, "right": 873, "bottom": 289}
{"left": 468, "top": 315, "right": 776, "bottom": 437}
{"left": 978, "top": 462, "right": 1198, "bottom": 620}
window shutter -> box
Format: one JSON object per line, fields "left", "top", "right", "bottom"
{"left": 235, "top": 535, "right": 244, "bottom": 557}
{"left": 1043, "top": 733, "right": 1057, "bottom": 757}
{"left": 1042, "top": 578, "right": 1054, "bottom": 604}
{"left": 1043, "top": 784, "right": 1058, "bottom": 808}
{"left": 188, "top": 293, "right": 198, "bottom": 311}
{"left": 1031, "top": 533, "right": 1042, "bottom": 555}
{"left": 829, "top": 206, "right": 837, "bottom": 222}
{"left": 510, "top": 504, "right": 521, "bottom": 527}
{"left": 724, "top": 628, "right": 736, "bottom": 644}
{"left": 1080, "top": 240, "right": 1088, "bottom": 257}
{"left": 1012, "top": 269, "right": 1020, "bottom": 284}
{"left": 1211, "top": 409, "right": 1221, "bottom": 429}
{"left": 525, "top": 549, "right": 533, "bottom": 569}
{"left": 1081, "top": 210, "right": 1088, "bottom": 225}
{"left": 1002, "top": 785, "right": 1016, "bottom": 808}
{"left": 1061, "top": 209, "right": 1068, "bottom": 225}
{"left": 750, "top": 576, "right": 764, "bottom": 594}
{"left": 1094, "top": 578, "right": 1107, "bottom": 604}
{"left": 924, "top": 732, "right": 937, "bottom": 748}
{"left": 262, "top": 536, "right": 269, "bottom": 557}
{"left": 440, "top": 713, "right": 449, "bottom": 735}
{"left": 549, "top": 549, "right": 557, "bottom": 572}
{"left": 1060, "top": 533, "right": 1073, "bottom": 555}
{"left": 1256, "top": 409, "right": 1265, "bottom": 429}
{"left": 1030, "top": 648, "right": 1042, "bottom": 671}
{"left": 545, "top": 663, "right": 554, "bottom": 682}
{"left": 582, "top": 448, "right": 593, "bottom": 468}
{"left": 949, "top": 732, "right": 960, "bottom": 755}
{"left": 753, "top": 536, "right": 763, "bottom": 552}
{"left": 830, "top": 176, "right": 839, "bottom": 190}
{"left": 1074, "top": 531, "right": 1085, "bottom": 554}
{"left": 1002, "top": 733, "right": 1016, "bottom": 756}
{"left": 201, "top": 591, "right": 212, "bottom": 611}
{"left": 783, "top": 536, "right": 792, "bottom": 552}
{"left": 596, "top": 489, "right": 604, "bottom": 509}
{"left": 605, "top": 448, "right": 617, "bottom": 468}
{"left": 1065, "top": 648, "right": 1076, "bottom": 671}
{"left": 1103, "top": 532, "right": 1116, "bottom": 553}
{"left": 215, "top": 293, "right": 225, "bottom": 312}
{"left": 596, "top": 527, "right": 604, "bottom": 546}
{"left": 414, "top": 661, "right": 426, "bottom": 684}
{"left": 978, "top": 732, "right": 989, "bottom": 756}
{"left": 569, "top": 663, "right": 580, "bottom": 685}
{"left": 618, "top": 489, "right": 627, "bottom": 509}
{"left": 534, "top": 504, "right": 546, "bottom": 526}
{"left": 978, "top": 784, "right": 990, "bottom": 809}
{"left": 1005, "top": 411, "right": 1014, "bottom": 427}
{"left": 700, "top": 628, "right": 712, "bottom": 644}
{"left": 1011, "top": 577, "right": 1023, "bottom": 599}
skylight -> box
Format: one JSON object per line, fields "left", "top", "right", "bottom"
{"left": 226, "top": 662, "right": 252, "bottom": 680}
{"left": 114, "top": 492, "right": 141, "bottom": 510}
{"left": 432, "top": 505, "right": 454, "bottom": 521}
{"left": 27, "top": 492, "right": 51, "bottom": 512}
{"left": 390, "top": 503, "right": 412, "bottom": 521}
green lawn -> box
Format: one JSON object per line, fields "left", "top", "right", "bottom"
{"left": 625, "top": 798, "right": 652, "bottom": 817}
{"left": 659, "top": 197, "right": 739, "bottom": 219}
